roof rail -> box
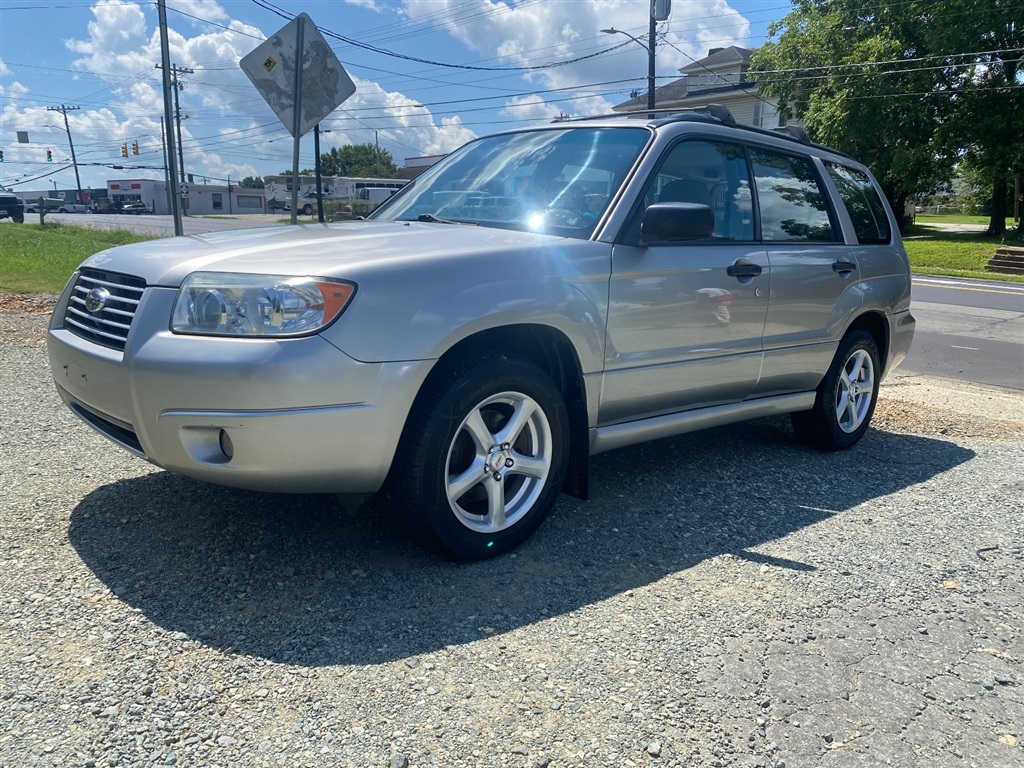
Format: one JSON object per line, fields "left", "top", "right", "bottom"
{"left": 551, "top": 103, "right": 738, "bottom": 125}
{"left": 772, "top": 125, "right": 811, "bottom": 145}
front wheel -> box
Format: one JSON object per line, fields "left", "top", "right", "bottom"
{"left": 302, "top": 204, "right": 313, "bottom": 216}
{"left": 792, "top": 329, "right": 880, "bottom": 450}
{"left": 395, "top": 354, "right": 569, "bottom": 559}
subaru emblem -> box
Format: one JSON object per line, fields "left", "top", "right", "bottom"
{"left": 85, "top": 287, "right": 110, "bottom": 314}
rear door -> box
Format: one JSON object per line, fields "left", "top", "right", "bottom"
{"left": 748, "top": 148, "right": 859, "bottom": 397}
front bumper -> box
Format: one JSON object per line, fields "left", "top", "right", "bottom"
{"left": 47, "top": 284, "right": 430, "bottom": 493}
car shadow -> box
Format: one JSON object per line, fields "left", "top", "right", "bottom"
{"left": 68, "top": 417, "right": 974, "bottom": 666}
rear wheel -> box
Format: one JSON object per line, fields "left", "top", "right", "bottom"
{"left": 302, "top": 203, "right": 313, "bottom": 216}
{"left": 792, "top": 329, "right": 880, "bottom": 450}
{"left": 396, "top": 354, "right": 569, "bottom": 559}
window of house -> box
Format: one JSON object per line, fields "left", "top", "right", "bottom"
{"left": 237, "top": 195, "right": 262, "bottom": 208}
{"left": 212, "top": 193, "right": 223, "bottom": 211}
{"left": 826, "top": 164, "right": 892, "bottom": 244}
{"left": 749, "top": 149, "right": 836, "bottom": 242}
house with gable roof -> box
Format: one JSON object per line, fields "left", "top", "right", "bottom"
{"left": 611, "top": 46, "right": 791, "bottom": 129}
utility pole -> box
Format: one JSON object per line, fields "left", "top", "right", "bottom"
{"left": 155, "top": 0, "right": 183, "bottom": 235}
{"left": 314, "top": 124, "right": 325, "bottom": 223}
{"left": 160, "top": 115, "right": 173, "bottom": 215}
{"left": 47, "top": 104, "right": 83, "bottom": 203}
{"left": 156, "top": 62, "right": 193, "bottom": 184}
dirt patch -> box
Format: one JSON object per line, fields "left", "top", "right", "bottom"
{"left": 0, "top": 294, "right": 57, "bottom": 315}
{"left": 876, "top": 373, "right": 1024, "bottom": 440}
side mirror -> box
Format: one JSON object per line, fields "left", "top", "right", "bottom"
{"left": 640, "top": 202, "right": 714, "bottom": 244}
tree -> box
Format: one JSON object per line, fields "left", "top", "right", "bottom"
{"left": 238, "top": 176, "right": 264, "bottom": 188}
{"left": 751, "top": 1, "right": 953, "bottom": 229}
{"left": 319, "top": 143, "right": 397, "bottom": 178}
{"left": 926, "top": 0, "right": 1023, "bottom": 235}
{"left": 752, "top": 0, "right": 1024, "bottom": 235}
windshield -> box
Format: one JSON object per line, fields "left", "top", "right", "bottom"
{"left": 373, "top": 127, "right": 650, "bottom": 239}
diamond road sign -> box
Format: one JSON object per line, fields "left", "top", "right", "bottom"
{"left": 239, "top": 13, "right": 356, "bottom": 138}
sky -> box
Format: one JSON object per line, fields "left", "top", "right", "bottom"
{"left": 0, "top": 0, "right": 791, "bottom": 193}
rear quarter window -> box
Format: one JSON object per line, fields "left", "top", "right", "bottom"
{"left": 826, "top": 164, "right": 892, "bottom": 244}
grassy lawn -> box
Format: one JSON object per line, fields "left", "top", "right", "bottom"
{"left": 915, "top": 214, "right": 1018, "bottom": 227}
{"left": 903, "top": 226, "right": 1024, "bottom": 282}
{"left": 0, "top": 222, "right": 154, "bottom": 294}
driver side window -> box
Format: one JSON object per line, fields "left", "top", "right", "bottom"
{"left": 644, "top": 140, "right": 754, "bottom": 242}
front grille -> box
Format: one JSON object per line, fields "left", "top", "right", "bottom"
{"left": 64, "top": 268, "right": 146, "bottom": 351}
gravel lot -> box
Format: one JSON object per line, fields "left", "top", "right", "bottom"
{"left": 2, "top": 304, "right": 1022, "bottom": 768}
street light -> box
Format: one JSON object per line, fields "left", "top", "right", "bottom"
{"left": 601, "top": 23, "right": 657, "bottom": 118}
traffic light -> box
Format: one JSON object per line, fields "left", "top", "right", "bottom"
{"left": 120, "top": 143, "right": 128, "bottom": 158}
{"left": 132, "top": 140, "right": 139, "bottom": 156}
{"left": 0, "top": 149, "right": 4, "bottom": 162}
{"left": 46, "top": 149, "right": 53, "bottom": 162}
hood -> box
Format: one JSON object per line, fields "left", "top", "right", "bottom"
{"left": 81, "top": 220, "right": 566, "bottom": 287}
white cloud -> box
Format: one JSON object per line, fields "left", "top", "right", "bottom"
{"left": 166, "top": 0, "right": 229, "bottom": 23}
{"left": 0, "top": 59, "right": 10, "bottom": 76}
{"left": 394, "top": 0, "right": 751, "bottom": 115}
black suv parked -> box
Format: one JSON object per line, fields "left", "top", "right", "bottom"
{"left": 0, "top": 187, "right": 25, "bottom": 223}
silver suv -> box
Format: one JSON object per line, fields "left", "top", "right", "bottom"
{"left": 47, "top": 107, "right": 914, "bottom": 559}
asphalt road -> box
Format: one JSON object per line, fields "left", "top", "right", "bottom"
{"left": 15, "top": 211, "right": 286, "bottom": 236}
{"left": 905, "top": 277, "right": 1024, "bottom": 390}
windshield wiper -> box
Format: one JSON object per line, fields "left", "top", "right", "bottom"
{"left": 416, "top": 213, "right": 478, "bottom": 226}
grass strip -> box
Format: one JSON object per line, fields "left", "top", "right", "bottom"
{"left": 903, "top": 228, "right": 1024, "bottom": 283}
{"left": 0, "top": 222, "right": 155, "bottom": 294}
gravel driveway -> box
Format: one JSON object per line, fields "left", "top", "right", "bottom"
{"left": 2, "top": 304, "right": 1021, "bottom": 768}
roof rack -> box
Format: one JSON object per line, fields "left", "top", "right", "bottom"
{"left": 550, "top": 103, "right": 855, "bottom": 159}
{"left": 551, "top": 104, "right": 737, "bottom": 124}
{"left": 772, "top": 125, "right": 811, "bottom": 145}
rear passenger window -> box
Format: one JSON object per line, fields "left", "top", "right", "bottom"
{"left": 826, "top": 164, "right": 892, "bottom": 244}
{"left": 750, "top": 149, "right": 836, "bottom": 242}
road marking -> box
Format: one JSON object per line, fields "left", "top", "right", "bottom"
{"left": 913, "top": 277, "right": 1024, "bottom": 296}
{"left": 950, "top": 345, "right": 979, "bottom": 351}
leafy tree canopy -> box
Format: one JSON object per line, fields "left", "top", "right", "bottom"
{"left": 752, "top": 0, "right": 1023, "bottom": 233}
{"left": 319, "top": 143, "right": 398, "bottom": 178}
{"left": 237, "top": 176, "right": 264, "bottom": 188}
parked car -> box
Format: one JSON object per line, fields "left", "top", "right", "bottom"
{"left": 0, "top": 188, "right": 25, "bottom": 223}
{"left": 121, "top": 201, "right": 152, "bottom": 215}
{"left": 91, "top": 199, "right": 122, "bottom": 215}
{"left": 47, "top": 105, "right": 914, "bottom": 559}
{"left": 24, "top": 198, "right": 64, "bottom": 213}
{"left": 57, "top": 202, "right": 90, "bottom": 213}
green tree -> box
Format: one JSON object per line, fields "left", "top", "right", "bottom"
{"left": 752, "top": 0, "right": 1024, "bottom": 235}
{"left": 926, "top": 0, "right": 1023, "bottom": 235}
{"left": 238, "top": 176, "right": 264, "bottom": 188}
{"left": 752, "top": 0, "right": 952, "bottom": 228}
{"left": 319, "top": 143, "right": 397, "bottom": 178}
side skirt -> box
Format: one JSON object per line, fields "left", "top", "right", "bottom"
{"left": 590, "top": 392, "right": 816, "bottom": 455}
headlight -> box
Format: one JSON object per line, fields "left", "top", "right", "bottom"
{"left": 171, "top": 273, "right": 355, "bottom": 337}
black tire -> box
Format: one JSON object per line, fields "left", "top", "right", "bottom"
{"left": 13, "top": 215, "right": 24, "bottom": 224}
{"left": 302, "top": 204, "right": 313, "bottom": 216}
{"left": 791, "top": 329, "right": 880, "bottom": 450}
{"left": 394, "top": 354, "right": 570, "bottom": 560}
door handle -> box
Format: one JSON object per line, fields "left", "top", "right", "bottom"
{"left": 727, "top": 259, "right": 763, "bottom": 279}
{"left": 832, "top": 259, "right": 857, "bottom": 274}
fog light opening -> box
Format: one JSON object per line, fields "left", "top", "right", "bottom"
{"left": 219, "top": 429, "right": 234, "bottom": 460}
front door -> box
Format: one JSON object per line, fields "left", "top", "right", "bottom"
{"left": 601, "top": 139, "right": 770, "bottom": 425}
